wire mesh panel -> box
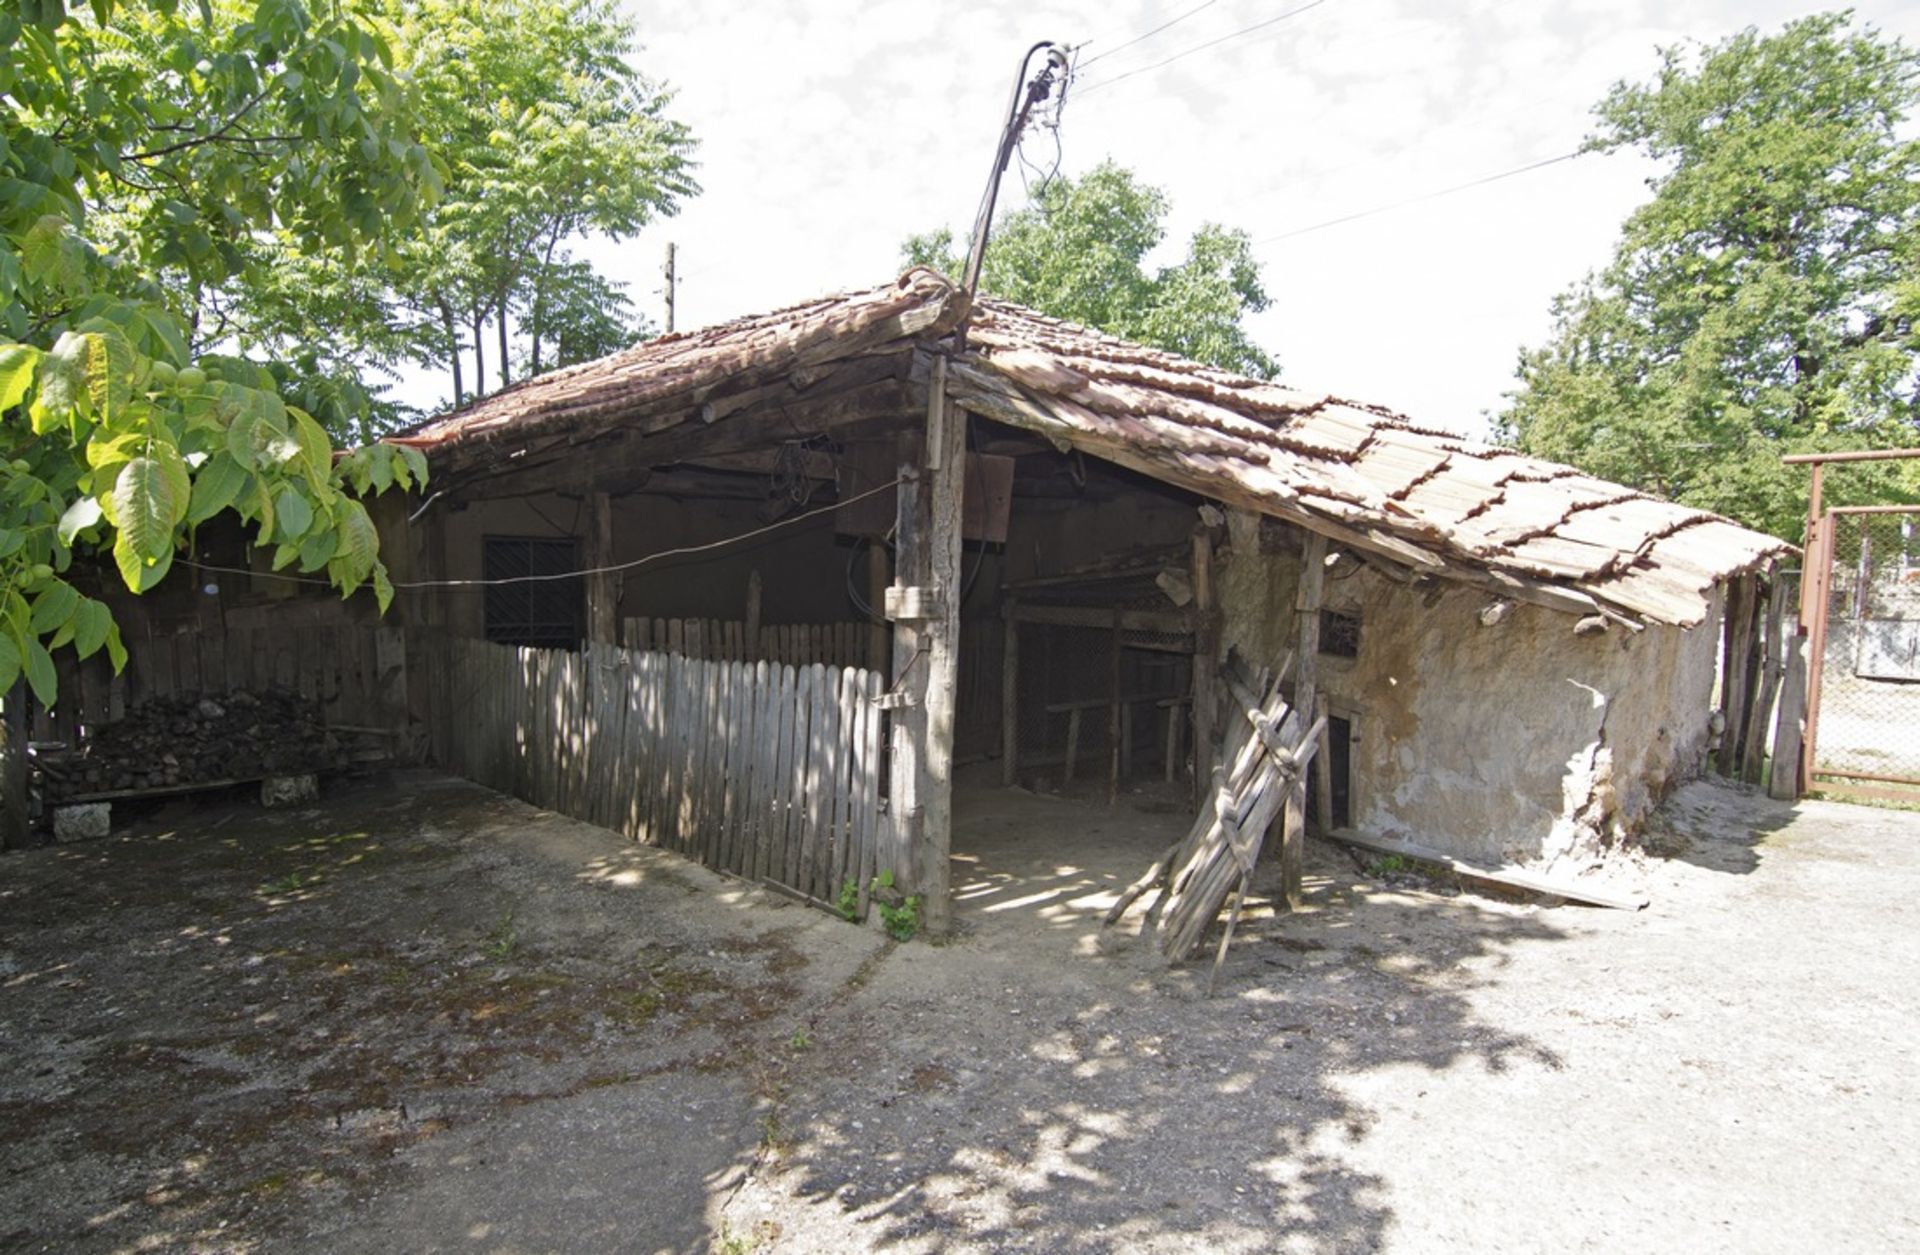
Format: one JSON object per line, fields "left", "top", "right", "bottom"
{"left": 1812, "top": 509, "right": 1920, "bottom": 791}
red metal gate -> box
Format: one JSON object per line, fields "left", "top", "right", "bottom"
{"left": 1802, "top": 504, "right": 1920, "bottom": 802}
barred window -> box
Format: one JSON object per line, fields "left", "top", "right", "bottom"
{"left": 1320, "top": 608, "right": 1361, "bottom": 659}
{"left": 482, "top": 537, "right": 582, "bottom": 649}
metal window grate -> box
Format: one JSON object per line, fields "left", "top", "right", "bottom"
{"left": 1320, "top": 609, "right": 1361, "bottom": 659}
{"left": 482, "top": 536, "right": 583, "bottom": 649}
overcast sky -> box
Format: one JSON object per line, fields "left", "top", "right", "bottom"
{"left": 395, "top": 0, "right": 1920, "bottom": 438}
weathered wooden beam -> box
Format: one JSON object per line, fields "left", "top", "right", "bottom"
{"left": 1283, "top": 531, "right": 1329, "bottom": 909}
{"left": 1189, "top": 527, "right": 1218, "bottom": 807}
{"left": 918, "top": 356, "right": 963, "bottom": 934}
{"left": 444, "top": 371, "right": 920, "bottom": 500}
{"left": 1769, "top": 633, "right": 1808, "bottom": 800}
{"left": 1330, "top": 828, "right": 1649, "bottom": 910}
{"left": 681, "top": 449, "right": 840, "bottom": 479}
{"left": 584, "top": 491, "right": 617, "bottom": 645}
{"left": 1006, "top": 603, "right": 1196, "bottom": 634}
{"left": 1001, "top": 598, "right": 1020, "bottom": 787}
{"left": 1717, "top": 572, "right": 1757, "bottom": 776}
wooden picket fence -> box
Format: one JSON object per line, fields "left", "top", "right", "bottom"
{"left": 621, "top": 616, "right": 877, "bottom": 671}
{"left": 434, "top": 637, "right": 888, "bottom": 910}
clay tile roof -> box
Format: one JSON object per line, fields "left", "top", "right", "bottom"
{"left": 953, "top": 298, "right": 1792, "bottom": 627}
{"left": 399, "top": 269, "right": 1789, "bottom": 628}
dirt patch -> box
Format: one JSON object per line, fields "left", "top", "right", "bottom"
{"left": 0, "top": 775, "right": 877, "bottom": 1252}
{"left": 4, "top": 772, "right": 1919, "bottom": 1253}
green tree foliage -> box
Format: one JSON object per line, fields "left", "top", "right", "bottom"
{"left": 904, "top": 161, "right": 1278, "bottom": 379}
{"left": 512, "top": 256, "right": 647, "bottom": 375}
{"left": 1498, "top": 13, "right": 1920, "bottom": 539}
{"left": 1, "top": 0, "right": 429, "bottom": 702}
{"left": 381, "top": 0, "right": 694, "bottom": 407}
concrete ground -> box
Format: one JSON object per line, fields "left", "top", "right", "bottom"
{"left": 2, "top": 771, "right": 1917, "bottom": 1253}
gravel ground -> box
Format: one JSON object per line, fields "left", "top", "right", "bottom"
{"left": 2, "top": 770, "right": 1916, "bottom": 1253}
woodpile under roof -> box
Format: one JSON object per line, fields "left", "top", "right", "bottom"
{"left": 400, "top": 269, "right": 1790, "bottom": 628}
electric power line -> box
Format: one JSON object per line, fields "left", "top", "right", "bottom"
{"left": 1254, "top": 149, "right": 1582, "bottom": 243}
{"left": 1075, "top": 0, "right": 1335, "bottom": 97}
{"left": 1079, "top": 0, "right": 1225, "bottom": 70}
{"left": 187, "top": 477, "right": 903, "bottom": 593}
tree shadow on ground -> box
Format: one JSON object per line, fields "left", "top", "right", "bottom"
{"left": 736, "top": 809, "right": 1571, "bottom": 1253}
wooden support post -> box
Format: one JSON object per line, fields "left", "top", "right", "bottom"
{"left": 1188, "top": 527, "right": 1218, "bottom": 806}
{"left": 1001, "top": 599, "right": 1019, "bottom": 786}
{"left": 919, "top": 357, "right": 964, "bottom": 934}
{"left": 1108, "top": 607, "right": 1123, "bottom": 806}
{"left": 0, "top": 684, "right": 27, "bottom": 851}
{"left": 745, "top": 568, "right": 763, "bottom": 659}
{"left": 868, "top": 540, "right": 890, "bottom": 673}
{"left": 1770, "top": 633, "right": 1808, "bottom": 800}
{"left": 584, "top": 490, "right": 618, "bottom": 646}
{"left": 886, "top": 462, "right": 925, "bottom": 897}
{"left": 1283, "top": 531, "right": 1329, "bottom": 909}
{"left": 885, "top": 355, "right": 963, "bottom": 934}
{"left": 1717, "top": 572, "right": 1755, "bottom": 777}
{"left": 1742, "top": 568, "right": 1788, "bottom": 786}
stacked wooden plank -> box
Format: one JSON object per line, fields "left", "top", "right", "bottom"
{"left": 436, "top": 637, "right": 886, "bottom": 914}
{"left": 29, "top": 624, "right": 403, "bottom": 753}
{"left": 37, "top": 689, "right": 342, "bottom": 801}
{"left": 1104, "top": 654, "right": 1324, "bottom": 979}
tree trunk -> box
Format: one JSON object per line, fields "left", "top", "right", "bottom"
{"left": 496, "top": 288, "right": 511, "bottom": 390}
{"left": 439, "top": 298, "right": 463, "bottom": 408}
{"left": 529, "top": 277, "right": 546, "bottom": 377}
{"left": 471, "top": 308, "right": 487, "bottom": 401}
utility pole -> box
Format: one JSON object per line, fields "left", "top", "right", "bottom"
{"left": 662, "top": 241, "right": 677, "bottom": 334}
{"left": 885, "top": 43, "right": 1066, "bottom": 935}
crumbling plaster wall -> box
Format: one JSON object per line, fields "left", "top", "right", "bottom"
{"left": 1216, "top": 511, "right": 1721, "bottom": 869}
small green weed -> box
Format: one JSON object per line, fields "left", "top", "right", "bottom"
{"left": 1368, "top": 854, "right": 1409, "bottom": 877}
{"left": 260, "top": 871, "right": 307, "bottom": 895}
{"left": 878, "top": 894, "right": 921, "bottom": 941}
{"left": 758, "top": 1110, "right": 785, "bottom": 1151}
{"left": 484, "top": 912, "right": 518, "bottom": 959}
{"left": 836, "top": 878, "right": 860, "bottom": 922}
{"left": 787, "top": 1027, "right": 812, "bottom": 1051}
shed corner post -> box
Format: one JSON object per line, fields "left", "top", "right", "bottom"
{"left": 886, "top": 353, "right": 964, "bottom": 936}
{"left": 919, "top": 355, "right": 964, "bottom": 935}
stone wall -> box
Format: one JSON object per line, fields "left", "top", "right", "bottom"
{"left": 1217, "top": 514, "right": 1721, "bottom": 871}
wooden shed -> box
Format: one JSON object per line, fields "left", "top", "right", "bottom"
{"left": 31, "top": 268, "right": 1794, "bottom": 919}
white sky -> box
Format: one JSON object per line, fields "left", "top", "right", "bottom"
{"left": 394, "top": 0, "right": 1920, "bottom": 438}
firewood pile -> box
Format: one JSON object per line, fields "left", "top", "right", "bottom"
{"left": 1104, "top": 651, "right": 1324, "bottom": 985}
{"left": 37, "top": 690, "right": 344, "bottom": 802}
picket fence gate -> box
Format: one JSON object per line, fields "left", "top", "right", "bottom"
{"left": 435, "top": 637, "right": 887, "bottom": 910}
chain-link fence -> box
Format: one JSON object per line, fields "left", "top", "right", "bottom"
{"left": 1811, "top": 508, "right": 1920, "bottom": 793}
